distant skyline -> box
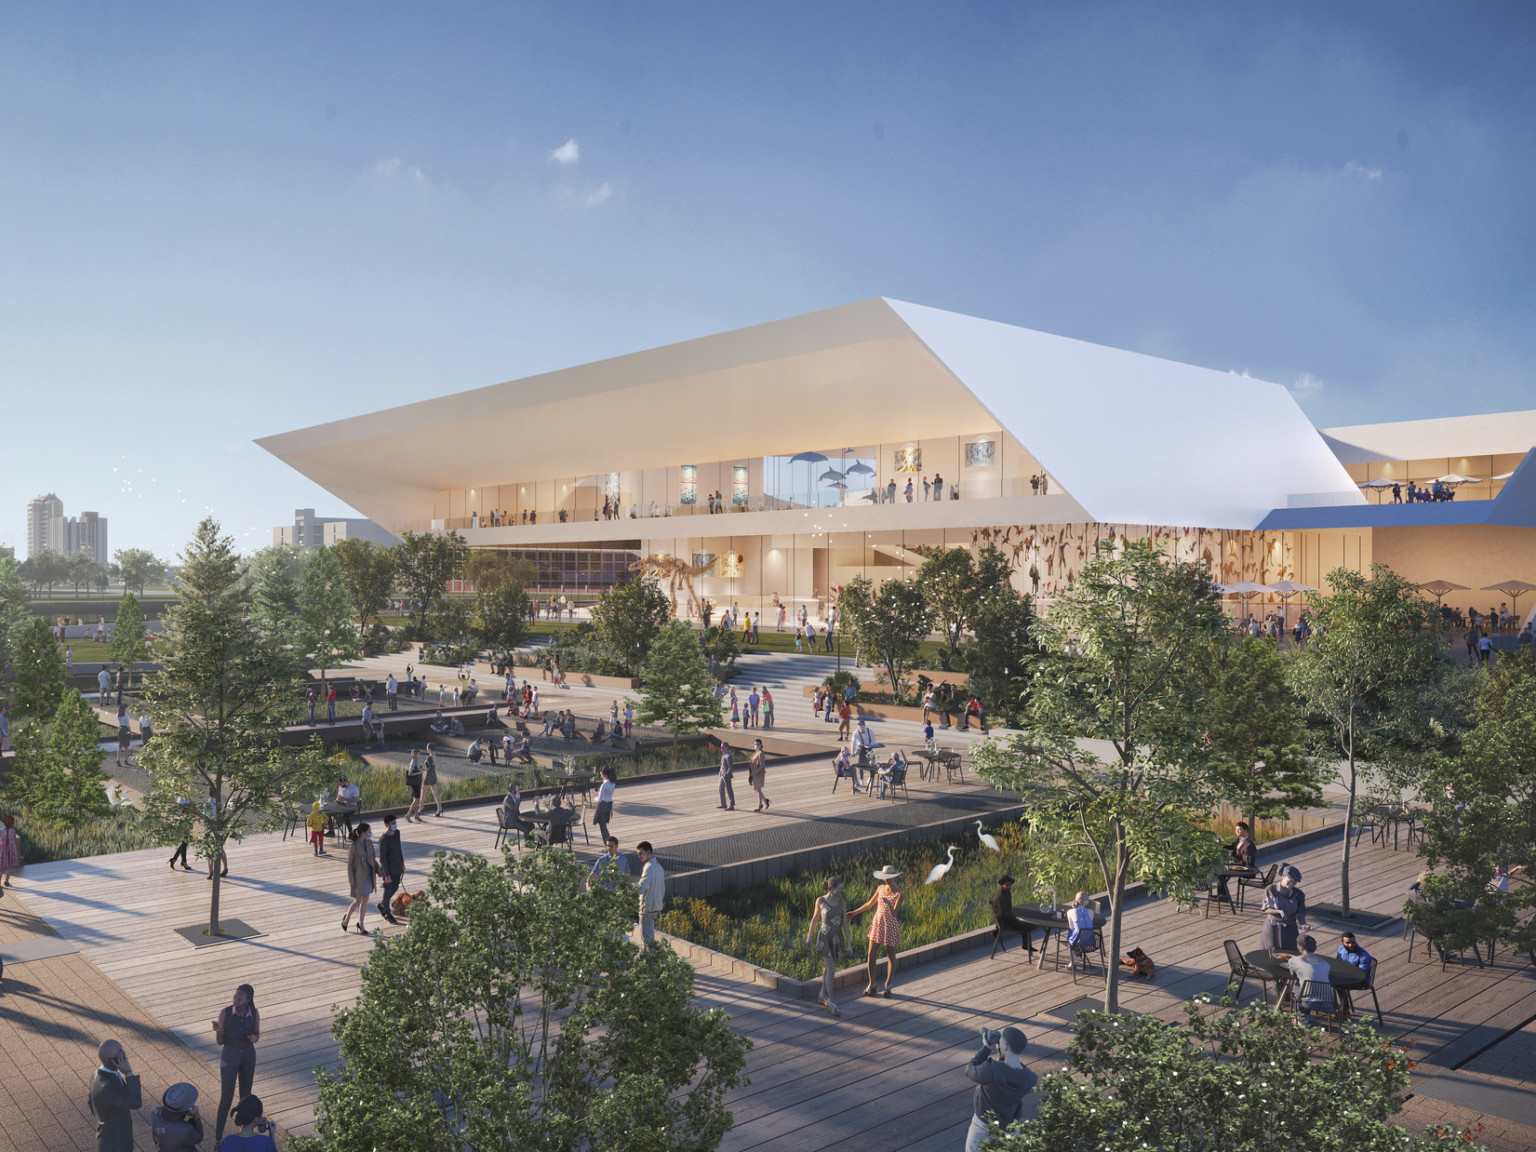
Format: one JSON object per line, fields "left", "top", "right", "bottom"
{"left": 3, "top": 2, "right": 1533, "bottom": 558}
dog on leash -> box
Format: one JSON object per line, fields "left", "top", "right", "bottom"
{"left": 391, "top": 890, "right": 428, "bottom": 918}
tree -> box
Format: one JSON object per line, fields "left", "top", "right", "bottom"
{"left": 332, "top": 537, "right": 396, "bottom": 633}
{"left": 986, "top": 1002, "right": 1470, "bottom": 1152}
{"left": 287, "top": 849, "right": 750, "bottom": 1152}
{"left": 395, "top": 530, "right": 469, "bottom": 637}
{"left": 1288, "top": 565, "right": 1450, "bottom": 914}
{"left": 1198, "top": 634, "right": 1322, "bottom": 825}
{"left": 959, "top": 585, "right": 1037, "bottom": 727}
{"left": 139, "top": 519, "right": 328, "bottom": 938}
{"left": 64, "top": 550, "right": 101, "bottom": 595}
{"left": 107, "top": 592, "right": 153, "bottom": 688}
{"left": 1411, "top": 649, "right": 1536, "bottom": 966}
{"left": 0, "top": 557, "right": 31, "bottom": 675}
{"left": 838, "top": 576, "right": 930, "bottom": 704}
{"left": 19, "top": 548, "right": 68, "bottom": 593}
{"left": 27, "top": 688, "right": 113, "bottom": 827}
{"left": 112, "top": 547, "right": 167, "bottom": 595}
{"left": 591, "top": 577, "right": 672, "bottom": 678}
{"left": 246, "top": 544, "right": 306, "bottom": 652}
{"left": 463, "top": 550, "right": 537, "bottom": 594}
{"left": 474, "top": 581, "right": 530, "bottom": 652}
{"left": 636, "top": 620, "right": 725, "bottom": 748}
{"left": 297, "top": 547, "right": 357, "bottom": 688}
{"left": 10, "top": 616, "right": 66, "bottom": 719}
{"left": 972, "top": 542, "right": 1229, "bottom": 1013}
{"left": 914, "top": 544, "right": 1014, "bottom": 660}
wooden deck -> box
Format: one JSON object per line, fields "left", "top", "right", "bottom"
{"left": 5, "top": 757, "right": 1535, "bottom": 1148}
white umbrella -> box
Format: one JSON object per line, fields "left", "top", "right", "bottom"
{"left": 1267, "top": 580, "right": 1316, "bottom": 631}
{"left": 1359, "top": 477, "right": 1397, "bottom": 503}
{"left": 1220, "top": 581, "right": 1272, "bottom": 627}
{"left": 1436, "top": 474, "right": 1481, "bottom": 486}
{"left": 1493, "top": 471, "right": 1515, "bottom": 481}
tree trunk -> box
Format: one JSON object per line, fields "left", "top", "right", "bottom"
{"left": 208, "top": 845, "right": 223, "bottom": 937}
{"left": 1339, "top": 738, "right": 1356, "bottom": 915}
{"left": 1102, "top": 829, "right": 1128, "bottom": 1013}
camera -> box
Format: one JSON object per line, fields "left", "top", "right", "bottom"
{"left": 983, "top": 1028, "right": 1003, "bottom": 1049}
{"left": 256, "top": 1120, "right": 271, "bottom": 1135}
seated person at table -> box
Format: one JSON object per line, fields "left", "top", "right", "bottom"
{"left": 1335, "top": 932, "right": 1373, "bottom": 976}
{"left": 1286, "top": 935, "right": 1335, "bottom": 1017}
{"left": 877, "top": 750, "right": 907, "bottom": 797}
{"left": 429, "top": 709, "right": 450, "bottom": 734}
{"left": 1213, "top": 820, "right": 1258, "bottom": 906}
{"left": 536, "top": 797, "right": 577, "bottom": 847}
{"left": 832, "top": 747, "right": 862, "bottom": 792}
{"left": 990, "top": 876, "right": 1035, "bottom": 954}
{"left": 334, "top": 777, "right": 361, "bottom": 835}
{"left": 1066, "top": 892, "right": 1097, "bottom": 950}
{"left": 499, "top": 784, "right": 535, "bottom": 845}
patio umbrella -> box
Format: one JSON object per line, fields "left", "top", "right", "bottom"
{"left": 1418, "top": 579, "right": 1469, "bottom": 608}
{"left": 1437, "top": 474, "right": 1482, "bottom": 486}
{"left": 1265, "top": 579, "right": 1316, "bottom": 629}
{"left": 1492, "top": 471, "right": 1515, "bottom": 481}
{"left": 1359, "top": 478, "right": 1397, "bottom": 504}
{"left": 1481, "top": 579, "right": 1536, "bottom": 621}
{"left": 1220, "top": 581, "right": 1273, "bottom": 625}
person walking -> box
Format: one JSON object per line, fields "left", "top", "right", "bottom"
{"left": 341, "top": 824, "right": 379, "bottom": 935}
{"left": 326, "top": 680, "right": 336, "bottom": 724}
{"left": 849, "top": 865, "right": 902, "bottom": 997}
{"left": 837, "top": 700, "right": 852, "bottom": 742}
{"left": 0, "top": 813, "right": 19, "bottom": 892}
{"left": 748, "top": 739, "right": 769, "bottom": 811}
{"left": 422, "top": 744, "right": 443, "bottom": 816}
{"left": 377, "top": 814, "right": 404, "bottom": 925}
{"left": 964, "top": 1027, "right": 1037, "bottom": 1152}
{"left": 404, "top": 751, "right": 424, "bottom": 823}
{"left": 89, "top": 1039, "right": 142, "bottom": 1152}
{"left": 211, "top": 983, "right": 260, "bottom": 1144}
{"left": 636, "top": 841, "right": 665, "bottom": 949}
{"left": 717, "top": 743, "right": 736, "bottom": 810}
{"left": 305, "top": 802, "right": 327, "bottom": 857}
{"left": 305, "top": 685, "right": 317, "bottom": 726}
{"left": 115, "top": 704, "right": 132, "bottom": 767}
{"left": 593, "top": 765, "right": 616, "bottom": 843}
{"left": 150, "top": 1082, "right": 204, "bottom": 1150}
{"left": 804, "top": 875, "right": 849, "bottom": 1017}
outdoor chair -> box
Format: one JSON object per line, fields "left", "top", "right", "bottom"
{"left": 1293, "top": 979, "right": 1344, "bottom": 1032}
{"left": 989, "top": 911, "right": 1031, "bottom": 959}
{"left": 1237, "top": 863, "right": 1277, "bottom": 912}
{"left": 1222, "top": 939, "right": 1274, "bottom": 1005}
{"left": 831, "top": 756, "right": 862, "bottom": 794}
{"left": 1067, "top": 924, "right": 1106, "bottom": 983}
{"left": 494, "top": 807, "right": 534, "bottom": 852}
{"left": 877, "top": 757, "right": 909, "bottom": 801}
{"left": 1201, "top": 878, "right": 1239, "bottom": 918}
{"left": 1354, "top": 958, "right": 1384, "bottom": 1025}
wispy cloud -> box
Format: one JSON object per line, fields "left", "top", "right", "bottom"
{"left": 371, "top": 157, "right": 428, "bottom": 183}
{"left": 583, "top": 182, "right": 613, "bottom": 208}
{"left": 549, "top": 138, "right": 579, "bottom": 165}
{"left": 1289, "top": 372, "right": 1324, "bottom": 402}
{"left": 1342, "top": 160, "right": 1383, "bottom": 182}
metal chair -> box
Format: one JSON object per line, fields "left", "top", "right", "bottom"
{"left": 990, "top": 912, "right": 1032, "bottom": 959}
{"left": 1237, "top": 863, "right": 1277, "bottom": 913}
{"left": 831, "top": 755, "right": 862, "bottom": 794}
{"left": 1222, "top": 939, "right": 1273, "bottom": 1004}
{"left": 1294, "top": 979, "right": 1344, "bottom": 1032}
{"left": 1357, "top": 958, "right": 1384, "bottom": 1025}
{"left": 1067, "top": 923, "right": 1107, "bottom": 983}
{"left": 877, "top": 757, "right": 910, "bottom": 801}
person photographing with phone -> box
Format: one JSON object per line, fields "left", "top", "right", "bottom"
{"left": 964, "top": 1025, "right": 1037, "bottom": 1152}
{"left": 219, "top": 1094, "right": 283, "bottom": 1150}
{"left": 89, "top": 1039, "right": 141, "bottom": 1152}
{"left": 150, "top": 1081, "right": 204, "bottom": 1149}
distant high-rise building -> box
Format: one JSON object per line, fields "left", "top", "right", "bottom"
{"left": 24, "top": 493, "right": 110, "bottom": 566}
{"left": 274, "top": 508, "right": 398, "bottom": 550}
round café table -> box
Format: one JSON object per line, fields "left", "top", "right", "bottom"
{"left": 1014, "top": 904, "right": 1107, "bottom": 971}
{"left": 1243, "top": 949, "right": 1368, "bottom": 1011}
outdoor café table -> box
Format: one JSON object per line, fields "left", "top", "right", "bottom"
{"left": 1243, "top": 949, "right": 1368, "bottom": 1011}
{"left": 322, "top": 801, "right": 356, "bottom": 846}
{"left": 554, "top": 769, "right": 596, "bottom": 804}
{"left": 1014, "top": 903, "right": 1107, "bottom": 971}
{"left": 911, "top": 749, "right": 945, "bottom": 781}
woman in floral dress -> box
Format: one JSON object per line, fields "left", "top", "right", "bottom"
{"left": 849, "top": 865, "right": 903, "bottom": 997}
{"left": 805, "top": 876, "right": 848, "bottom": 1017}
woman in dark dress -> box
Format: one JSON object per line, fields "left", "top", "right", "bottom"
{"left": 1259, "top": 864, "right": 1309, "bottom": 952}
{"left": 211, "top": 983, "right": 260, "bottom": 1143}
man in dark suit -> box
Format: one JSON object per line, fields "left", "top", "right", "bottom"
{"left": 991, "top": 876, "right": 1035, "bottom": 954}
{"left": 89, "top": 1038, "right": 142, "bottom": 1152}
{"left": 377, "top": 813, "right": 405, "bottom": 925}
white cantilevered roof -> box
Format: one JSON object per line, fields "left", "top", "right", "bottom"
{"left": 257, "top": 297, "right": 1363, "bottom": 531}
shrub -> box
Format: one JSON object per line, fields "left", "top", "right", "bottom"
{"left": 1, "top": 802, "right": 168, "bottom": 864}
{"left": 822, "top": 669, "right": 862, "bottom": 698}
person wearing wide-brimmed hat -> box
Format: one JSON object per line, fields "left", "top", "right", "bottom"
{"left": 150, "top": 1081, "right": 204, "bottom": 1150}
{"left": 1259, "top": 863, "right": 1309, "bottom": 953}
{"left": 848, "top": 865, "right": 903, "bottom": 997}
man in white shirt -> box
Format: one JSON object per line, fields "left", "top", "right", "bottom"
{"left": 636, "top": 841, "right": 666, "bottom": 949}
{"left": 98, "top": 666, "right": 111, "bottom": 704}
{"left": 335, "top": 778, "right": 361, "bottom": 836}
{"left": 386, "top": 673, "right": 398, "bottom": 711}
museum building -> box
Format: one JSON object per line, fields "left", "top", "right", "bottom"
{"left": 258, "top": 299, "right": 1536, "bottom": 627}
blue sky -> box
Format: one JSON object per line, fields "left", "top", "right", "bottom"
{"left": 2, "top": 2, "right": 1532, "bottom": 558}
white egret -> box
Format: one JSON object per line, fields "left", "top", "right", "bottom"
{"left": 975, "top": 821, "right": 1000, "bottom": 852}
{"left": 925, "top": 845, "right": 959, "bottom": 885}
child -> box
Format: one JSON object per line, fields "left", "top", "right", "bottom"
{"left": 730, "top": 691, "right": 740, "bottom": 729}
{"left": 795, "top": 626, "right": 804, "bottom": 653}
{"left": 306, "top": 800, "right": 328, "bottom": 856}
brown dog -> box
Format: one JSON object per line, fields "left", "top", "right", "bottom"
{"left": 391, "top": 890, "right": 428, "bottom": 918}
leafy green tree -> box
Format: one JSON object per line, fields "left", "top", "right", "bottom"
{"left": 1411, "top": 650, "right": 1536, "bottom": 965}
{"left": 959, "top": 585, "right": 1037, "bottom": 726}
{"left": 972, "top": 542, "right": 1228, "bottom": 1012}
{"left": 428, "top": 599, "right": 475, "bottom": 649}
{"left": 985, "top": 1002, "right": 1471, "bottom": 1152}
{"left": 64, "top": 550, "right": 102, "bottom": 595}
{"left": 394, "top": 530, "right": 469, "bottom": 637}
{"left": 332, "top": 537, "right": 396, "bottom": 632}
{"left": 591, "top": 577, "right": 672, "bottom": 677}
{"left": 107, "top": 592, "right": 153, "bottom": 688}
{"left": 1288, "top": 565, "right": 1451, "bottom": 914}
{"left": 288, "top": 849, "right": 750, "bottom": 1152}
{"left": 914, "top": 544, "right": 1013, "bottom": 659}
{"left": 838, "top": 576, "right": 930, "bottom": 704}
{"left": 111, "top": 547, "right": 167, "bottom": 595}
{"left": 297, "top": 547, "right": 357, "bottom": 688}
{"left": 247, "top": 544, "right": 306, "bottom": 652}
{"left": 0, "top": 557, "right": 31, "bottom": 675}
{"left": 10, "top": 616, "right": 66, "bottom": 719}
{"left": 19, "top": 548, "right": 68, "bottom": 593}
{"left": 463, "top": 550, "right": 537, "bottom": 594}
{"left": 28, "top": 688, "right": 113, "bottom": 828}
{"left": 1198, "top": 634, "right": 1322, "bottom": 824}
{"left": 474, "top": 581, "right": 530, "bottom": 652}
{"left": 700, "top": 625, "right": 741, "bottom": 668}
{"left": 637, "top": 620, "right": 725, "bottom": 748}
{"left": 140, "top": 519, "right": 328, "bottom": 938}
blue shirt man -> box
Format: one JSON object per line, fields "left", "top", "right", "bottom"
{"left": 1336, "top": 933, "right": 1373, "bottom": 977}
{"left": 589, "top": 838, "right": 632, "bottom": 891}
